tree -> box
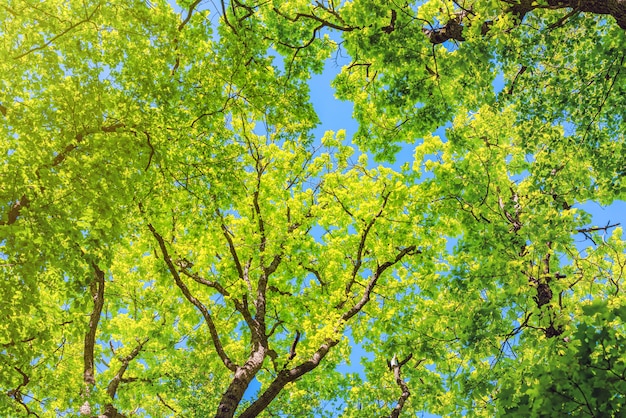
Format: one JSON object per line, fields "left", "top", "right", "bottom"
{"left": 1, "top": 0, "right": 625, "bottom": 416}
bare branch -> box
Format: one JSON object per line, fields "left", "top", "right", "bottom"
{"left": 577, "top": 222, "right": 620, "bottom": 234}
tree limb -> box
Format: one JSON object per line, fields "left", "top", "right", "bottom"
{"left": 239, "top": 244, "right": 419, "bottom": 417}
{"left": 83, "top": 262, "right": 105, "bottom": 390}
{"left": 106, "top": 337, "right": 149, "bottom": 399}
{"left": 288, "top": 330, "right": 301, "bottom": 360}
{"left": 147, "top": 223, "right": 238, "bottom": 372}
{"left": 343, "top": 245, "right": 419, "bottom": 321}
{"left": 13, "top": 5, "right": 101, "bottom": 59}
{"left": 389, "top": 354, "right": 413, "bottom": 418}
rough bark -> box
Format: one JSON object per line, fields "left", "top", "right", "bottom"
{"left": 424, "top": 0, "right": 626, "bottom": 44}
{"left": 389, "top": 354, "right": 413, "bottom": 418}
{"left": 548, "top": 0, "right": 626, "bottom": 29}
{"left": 215, "top": 349, "right": 266, "bottom": 418}
{"left": 83, "top": 263, "right": 105, "bottom": 388}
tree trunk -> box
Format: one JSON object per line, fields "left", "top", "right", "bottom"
{"left": 215, "top": 348, "right": 266, "bottom": 418}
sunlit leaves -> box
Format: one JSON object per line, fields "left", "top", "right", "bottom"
{"left": 2, "top": 0, "right": 626, "bottom": 416}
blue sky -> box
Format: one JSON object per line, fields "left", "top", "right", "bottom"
{"left": 302, "top": 38, "right": 625, "bottom": 416}
{"left": 307, "top": 47, "right": 625, "bottom": 234}
{"left": 169, "top": 2, "right": 624, "bottom": 415}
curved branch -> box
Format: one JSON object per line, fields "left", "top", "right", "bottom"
{"left": 178, "top": 0, "right": 202, "bottom": 31}
{"left": 83, "top": 262, "right": 105, "bottom": 389}
{"left": 239, "top": 243, "right": 418, "bottom": 417}
{"left": 389, "top": 354, "right": 413, "bottom": 418}
{"left": 1, "top": 194, "right": 30, "bottom": 226}
{"left": 106, "top": 337, "right": 149, "bottom": 399}
{"left": 238, "top": 337, "right": 340, "bottom": 418}
{"left": 343, "top": 245, "right": 419, "bottom": 321}
{"left": 147, "top": 223, "right": 237, "bottom": 372}
{"left": 13, "top": 5, "right": 101, "bottom": 59}
{"left": 272, "top": 6, "right": 358, "bottom": 33}
{"left": 7, "top": 366, "right": 40, "bottom": 417}
{"left": 345, "top": 191, "right": 391, "bottom": 297}
{"left": 52, "top": 122, "right": 126, "bottom": 167}
{"left": 178, "top": 264, "right": 257, "bottom": 337}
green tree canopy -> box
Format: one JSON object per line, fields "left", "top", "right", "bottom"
{"left": 1, "top": 0, "right": 625, "bottom": 416}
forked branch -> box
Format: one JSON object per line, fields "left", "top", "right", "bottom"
{"left": 147, "top": 223, "right": 238, "bottom": 372}
{"left": 389, "top": 354, "right": 413, "bottom": 418}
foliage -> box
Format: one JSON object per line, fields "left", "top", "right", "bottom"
{"left": 1, "top": 0, "right": 625, "bottom": 417}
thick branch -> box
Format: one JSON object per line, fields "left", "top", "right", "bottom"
{"left": 148, "top": 223, "right": 237, "bottom": 372}
{"left": 343, "top": 245, "right": 419, "bottom": 321}
{"left": 178, "top": 0, "right": 202, "bottom": 31}
{"left": 106, "top": 338, "right": 149, "bottom": 399}
{"left": 238, "top": 337, "right": 340, "bottom": 418}
{"left": 547, "top": 0, "right": 626, "bottom": 29}
{"left": 7, "top": 366, "right": 39, "bottom": 418}
{"left": 423, "top": 15, "right": 465, "bottom": 44}
{"left": 52, "top": 123, "right": 126, "bottom": 167}
{"left": 389, "top": 354, "right": 413, "bottom": 418}
{"left": 83, "top": 262, "right": 105, "bottom": 389}
{"left": 239, "top": 244, "right": 418, "bottom": 417}
{"left": 1, "top": 194, "right": 30, "bottom": 226}
{"left": 423, "top": 1, "right": 626, "bottom": 45}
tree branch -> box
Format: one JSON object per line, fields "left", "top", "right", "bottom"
{"left": 239, "top": 243, "right": 418, "bottom": 417}
{"left": 178, "top": 262, "right": 258, "bottom": 338}
{"left": 216, "top": 209, "right": 245, "bottom": 281}
{"left": 147, "top": 223, "right": 238, "bottom": 372}
{"left": 576, "top": 222, "right": 621, "bottom": 234}
{"left": 106, "top": 337, "right": 149, "bottom": 399}
{"left": 7, "top": 366, "right": 40, "bottom": 417}
{"left": 389, "top": 354, "right": 413, "bottom": 418}
{"left": 83, "top": 262, "right": 105, "bottom": 390}
{"left": 288, "top": 330, "right": 301, "bottom": 360}
{"left": 343, "top": 245, "right": 419, "bottom": 321}
{"left": 345, "top": 191, "right": 391, "bottom": 297}
{"left": 238, "top": 337, "right": 340, "bottom": 418}
{"left": 178, "top": 0, "right": 202, "bottom": 31}
{"left": 51, "top": 122, "right": 126, "bottom": 167}
{"left": 1, "top": 194, "right": 30, "bottom": 226}
{"left": 13, "top": 5, "right": 101, "bottom": 59}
